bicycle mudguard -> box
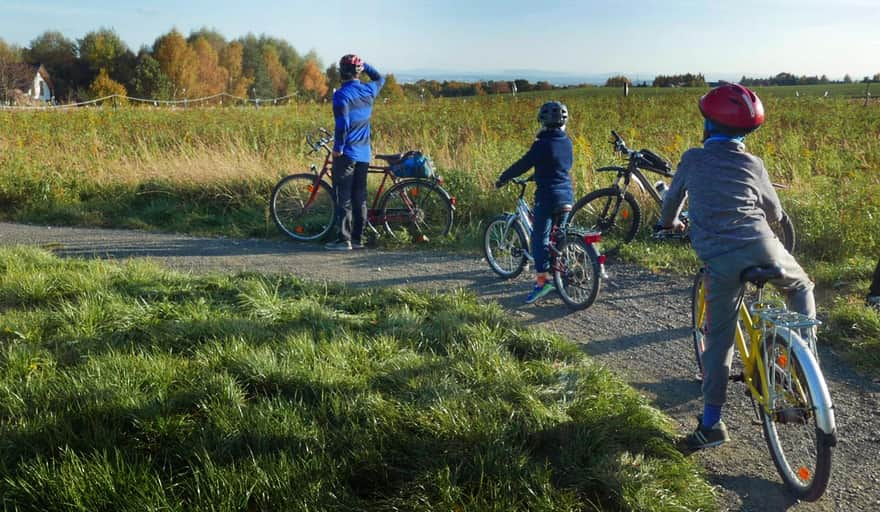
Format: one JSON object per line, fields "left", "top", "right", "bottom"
{"left": 770, "top": 329, "right": 836, "bottom": 438}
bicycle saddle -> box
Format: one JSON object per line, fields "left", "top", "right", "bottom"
{"left": 375, "top": 153, "right": 405, "bottom": 164}
{"left": 740, "top": 265, "right": 786, "bottom": 286}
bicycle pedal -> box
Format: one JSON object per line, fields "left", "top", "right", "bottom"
{"left": 729, "top": 373, "right": 745, "bottom": 382}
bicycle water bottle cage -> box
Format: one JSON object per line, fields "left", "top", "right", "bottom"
{"left": 740, "top": 265, "right": 786, "bottom": 287}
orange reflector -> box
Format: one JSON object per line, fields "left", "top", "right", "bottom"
{"left": 295, "top": 226, "right": 304, "bottom": 234}
{"left": 450, "top": 196, "right": 457, "bottom": 205}
{"left": 308, "top": 185, "right": 314, "bottom": 193}
{"left": 622, "top": 210, "right": 629, "bottom": 220}
{"left": 410, "top": 188, "right": 419, "bottom": 197}
{"left": 798, "top": 467, "right": 812, "bottom": 480}
{"left": 777, "top": 354, "right": 788, "bottom": 368}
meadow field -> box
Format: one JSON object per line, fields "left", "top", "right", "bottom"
{"left": 1, "top": 83, "right": 877, "bottom": 369}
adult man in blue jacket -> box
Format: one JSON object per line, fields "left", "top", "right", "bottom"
{"left": 325, "top": 54, "right": 385, "bottom": 251}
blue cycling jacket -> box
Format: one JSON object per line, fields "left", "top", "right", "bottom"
{"left": 498, "top": 128, "right": 574, "bottom": 207}
{"left": 333, "top": 63, "right": 385, "bottom": 162}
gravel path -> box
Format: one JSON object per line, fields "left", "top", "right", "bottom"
{"left": 1, "top": 221, "right": 877, "bottom": 511}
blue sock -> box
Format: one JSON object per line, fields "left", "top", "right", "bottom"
{"left": 702, "top": 404, "right": 722, "bottom": 428}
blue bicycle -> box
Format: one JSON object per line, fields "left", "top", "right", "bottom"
{"left": 483, "top": 176, "right": 605, "bottom": 310}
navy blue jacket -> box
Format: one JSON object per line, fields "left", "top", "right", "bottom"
{"left": 333, "top": 63, "right": 385, "bottom": 162}
{"left": 498, "top": 128, "right": 574, "bottom": 207}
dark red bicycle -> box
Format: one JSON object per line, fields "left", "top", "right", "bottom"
{"left": 270, "top": 128, "right": 455, "bottom": 243}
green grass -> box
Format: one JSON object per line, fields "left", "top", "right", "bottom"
{"left": 0, "top": 246, "right": 717, "bottom": 511}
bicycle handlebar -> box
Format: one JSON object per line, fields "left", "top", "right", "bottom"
{"left": 306, "top": 128, "right": 334, "bottom": 155}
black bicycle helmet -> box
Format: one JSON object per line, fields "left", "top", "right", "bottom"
{"left": 538, "top": 101, "right": 568, "bottom": 128}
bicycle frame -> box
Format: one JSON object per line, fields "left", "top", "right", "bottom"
{"left": 693, "top": 278, "right": 835, "bottom": 436}
{"left": 596, "top": 158, "right": 674, "bottom": 208}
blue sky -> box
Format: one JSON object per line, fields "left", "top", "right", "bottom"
{"left": 1, "top": 0, "right": 877, "bottom": 81}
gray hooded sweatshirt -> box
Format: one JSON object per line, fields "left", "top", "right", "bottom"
{"left": 659, "top": 140, "right": 783, "bottom": 261}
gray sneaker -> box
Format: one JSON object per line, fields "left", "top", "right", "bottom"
{"left": 324, "top": 239, "right": 352, "bottom": 251}
{"left": 351, "top": 241, "right": 366, "bottom": 250}
{"left": 684, "top": 417, "right": 729, "bottom": 451}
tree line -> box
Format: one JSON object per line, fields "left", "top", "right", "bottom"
{"left": 0, "top": 28, "right": 393, "bottom": 104}
{"left": 0, "top": 28, "right": 587, "bottom": 105}
{"left": 739, "top": 72, "right": 880, "bottom": 86}
{"left": 604, "top": 73, "right": 707, "bottom": 88}
{"left": 605, "top": 72, "right": 880, "bottom": 88}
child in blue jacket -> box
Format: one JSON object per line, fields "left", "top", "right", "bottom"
{"left": 496, "top": 102, "right": 574, "bottom": 304}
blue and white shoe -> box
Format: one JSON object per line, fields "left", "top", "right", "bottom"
{"left": 524, "top": 282, "right": 555, "bottom": 304}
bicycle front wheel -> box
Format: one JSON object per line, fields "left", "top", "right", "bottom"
{"left": 270, "top": 174, "right": 336, "bottom": 241}
{"left": 760, "top": 333, "right": 834, "bottom": 501}
{"left": 691, "top": 268, "right": 708, "bottom": 378}
{"left": 483, "top": 215, "right": 529, "bottom": 279}
{"left": 553, "top": 236, "right": 602, "bottom": 310}
{"left": 569, "top": 188, "right": 641, "bottom": 256}
{"left": 379, "top": 180, "right": 454, "bottom": 242}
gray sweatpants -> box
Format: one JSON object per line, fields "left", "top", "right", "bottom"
{"left": 701, "top": 238, "right": 815, "bottom": 406}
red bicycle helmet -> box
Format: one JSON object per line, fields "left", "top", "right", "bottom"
{"left": 698, "top": 83, "right": 765, "bottom": 133}
{"left": 339, "top": 54, "right": 364, "bottom": 76}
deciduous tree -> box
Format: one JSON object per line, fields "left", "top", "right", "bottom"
{"left": 89, "top": 68, "right": 127, "bottom": 104}
{"left": 263, "top": 45, "right": 288, "bottom": 97}
{"left": 298, "top": 58, "right": 328, "bottom": 100}
{"left": 78, "top": 28, "right": 135, "bottom": 85}
{"left": 153, "top": 29, "right": 198, "bottom": 98}
{"left": 130, "top": 51, "right": 172, "bottom": 100}
{"left": 191, "top": 36, "right": 228, "bottom": 98}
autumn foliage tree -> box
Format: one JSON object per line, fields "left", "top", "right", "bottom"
{"left": 89, "top": 68, "right": 128, "bottom": 104}
{"left": 298, "top": 58, "right": 328, "bottom": 100}
{"left": 190, "top": 36, "right": 228, "bottom": 98}
{"left": 153, "top": 30, "right": 198, "bottom": 98}
{"left": 220, "top": 41, "right": 252, "bottom": 97}
{"left": 262, "top": 46, "right": 288, "bottom": 97}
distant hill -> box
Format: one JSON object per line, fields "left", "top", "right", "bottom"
{"left": 392, "top": 69, "right": 747, "bottom": 86}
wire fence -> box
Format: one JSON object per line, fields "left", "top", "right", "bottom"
{"left": 0, "top": 91, "right": 304, "bottom": 110}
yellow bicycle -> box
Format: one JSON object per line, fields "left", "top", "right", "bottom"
{"left": 692, "top": 265, "right": 837, "bottom": 501}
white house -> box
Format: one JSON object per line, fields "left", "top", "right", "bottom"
{"left": 0, "top": 63, "right": 54, "bottom": 103}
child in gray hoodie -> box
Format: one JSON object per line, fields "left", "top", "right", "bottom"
{"left": 659, "top": 83, "right": 815, "bottom": 451}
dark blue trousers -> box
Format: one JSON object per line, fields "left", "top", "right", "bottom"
{"left": 332, "top": 155, "right": 369, "bottom": 243}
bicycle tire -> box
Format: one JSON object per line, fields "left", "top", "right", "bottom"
{"left": 759, "top": 333, "right": 833, "bottom": 501}
{"left": 691, "top": 268, "right": 708, "bottom": 378}
{"left": 569, "top": 187, "right": 641, "bottom": 256}
{"left": 270, "top": 174, "right": 336, "bottom": 241}
{"left": 553, "top": 235, "right": 602, "bottom": 310}
{"left": 378, "top": 179, "right": 454, "bottom": 242}
{"left": 483, "top": 215, "right": 529, "bottom": 279}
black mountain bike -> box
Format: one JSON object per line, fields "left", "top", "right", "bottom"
{"left": 569, "top": 130, "right": 796, "bottom": 255}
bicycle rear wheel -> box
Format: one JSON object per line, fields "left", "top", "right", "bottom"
{"left": 760, "top": 333, "right": 834, "bottom": 501}
{"left": 691, "top": 268, "right": 708, "bottom": 378}
{"left": 483, "top": 215, "right": 529, "bottom": 279}
{"left": 270, "top": 174, "right": 336, "bottom": 241}
{"left": 569, "top": 187, "right": 641, "bottom": 256}
{"left": 553, "top": 235, "right": 601, "bottom": 310}
{"left": 379, "top": 179, "right": 454, "bottom": 242}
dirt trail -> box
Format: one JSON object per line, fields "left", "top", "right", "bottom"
{"left": 1, "top": 221, "right": 877, "bottom": 512}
